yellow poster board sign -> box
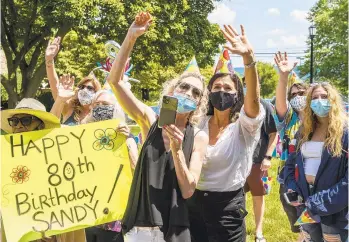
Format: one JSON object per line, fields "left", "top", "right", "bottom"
{"left": 1, "top": 119, "right": 133, "bottom": 242}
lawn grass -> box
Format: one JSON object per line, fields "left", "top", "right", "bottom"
{"left": 245, "top": 159, "right": 299, "bottom": 242}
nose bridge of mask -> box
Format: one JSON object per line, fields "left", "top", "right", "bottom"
{"left": 173, "top": 93, "right": 197, "bottom": 113}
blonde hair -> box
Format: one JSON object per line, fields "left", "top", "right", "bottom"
{"left": 298, "top": 83, "right": 346, "bottom": 157}
{"left": 71, "top": 76, "right": 102, "bottom": 123}
{"left": 159, "top": 73, "right": 208, "bottom": 126}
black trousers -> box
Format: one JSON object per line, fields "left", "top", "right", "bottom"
{"left": 279, "top": 184, "right": 301, "bottom": 233}
{"left": 85, "top": 227, "right": 124, "bottom": 242}
{"left": 188, "top": 188, "right": 246, "bottom": 242}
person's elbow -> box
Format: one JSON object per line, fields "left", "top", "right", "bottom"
{"left": 244, "top": 103, "right": 260, "bottom": 119}
{"left": 275, "top": 102, "right": 287, "bottom": 120}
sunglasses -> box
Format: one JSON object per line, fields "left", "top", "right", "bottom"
{"left": 8, "top": 116, "right": 40, "bottom": 127}
{"left": 78, "top": 84, "right": 95, "bottom": 92}
{"left": 291, "top": 90, "right": 306, "bottom": 98}
{"left": 309, "top": 82, "right": 329, "bottom": 87}
{"left": 176, "top": 82, "right": 203, "bottom": 99}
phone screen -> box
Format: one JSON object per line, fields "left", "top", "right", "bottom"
{"left": 284, "top": 191, "right": 298, "bottom": 204}
{"left": 158, "top": 96, "right": 178, "bottom": 128}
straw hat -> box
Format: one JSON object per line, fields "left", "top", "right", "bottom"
{"left": 1, "top": 98, "right": 61, "bottom": 133}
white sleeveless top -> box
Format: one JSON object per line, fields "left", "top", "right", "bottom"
{"left": 197, "top": 105, "right": 265, "bottom": 192}
{"left": 301, "top": 141, "right": 324, "bottom": 177}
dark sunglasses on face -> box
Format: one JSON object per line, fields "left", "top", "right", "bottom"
{"left": 176, "top": 82, "right": 203, "bottom": 99}
{"left": 8, "top": 116, "right": 40, "bottom": 127}
{"left": 291, "top": 90, "right": 306, "bottom": 98}
{"left": 78, "top": 84, "right": 95, "bottom": 92}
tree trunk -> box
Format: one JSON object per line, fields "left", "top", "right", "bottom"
{"left": 23, "top": 62, "right": 46, "bottom": 98}
{"left": 7, "top": 92, "right": 19, "bottom": 108}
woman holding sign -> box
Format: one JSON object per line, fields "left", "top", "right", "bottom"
{"left": 0, "top": 99, "right": 88, "bottom": 242}
{"left": 107, "top": 12, "right": 208, "bottom": 242}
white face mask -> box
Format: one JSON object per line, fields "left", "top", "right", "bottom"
{"left": 290, "top": 95, "right": 307, "bottom": 112}
{"left": 78, "top": 89, "right": 95, "bottom": 105}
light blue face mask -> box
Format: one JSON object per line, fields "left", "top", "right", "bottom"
{"left": 310, "top": 99, "right": 331, "bottom": 117}
{"left": 173, "top": 93, "right": 197, "bottom": 113}
{"left": 243, "top": 87, "right": 247, "bottom": 95}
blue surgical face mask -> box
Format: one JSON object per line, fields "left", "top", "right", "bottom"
{"left": 243, "top": 87, "right": 247, "bottom": 95}
{"left": 173, "top": 93, "right": 197, "bottom": 113}
{"left": 310, "top": 99, "right": 331, "bottom": 117}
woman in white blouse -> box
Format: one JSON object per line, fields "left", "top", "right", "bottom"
{"left": 188, "top": 25, "right": 265, "bottom": 242}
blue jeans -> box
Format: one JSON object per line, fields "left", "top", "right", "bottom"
{"left": 301, "top": 223, "right": 348, "bottom": 242}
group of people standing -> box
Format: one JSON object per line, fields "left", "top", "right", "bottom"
{"left": 1, "top": 11, "right": 347, "bottom": 242}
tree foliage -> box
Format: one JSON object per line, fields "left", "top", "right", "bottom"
{"left": 299, "top": 0, "right": 348, "bottom": 94}
{"left": 1, "top": 0, "right": 225, "bottom": 108}
{"left": 257, "top": 61, "right": 278, "bottom": 98}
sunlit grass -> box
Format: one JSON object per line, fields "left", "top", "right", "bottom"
{"left": 245, "top": 159, "right": 299, "bottom": 242}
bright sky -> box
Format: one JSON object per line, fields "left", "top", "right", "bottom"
{"left": 207, "top": 0, "right": 318, "bottom": 67}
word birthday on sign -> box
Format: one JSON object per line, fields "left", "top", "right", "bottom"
{"left": 1, "top": 120, "right": 132, "bottom": 242}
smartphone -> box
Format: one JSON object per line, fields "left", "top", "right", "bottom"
{"left": 158, "top": 95, "right": 178, "bottom": 128}
{"left": 283, "top": 191, "right": 299, "bottom": 204}
{"left": 237, "top": 204, "right": 248, "bottom": 219}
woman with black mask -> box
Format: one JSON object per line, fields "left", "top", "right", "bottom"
{"left": 188, "top": 25, "right": 266, "bottom": 242}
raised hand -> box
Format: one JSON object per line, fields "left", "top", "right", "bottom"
{"left": 57, "top": 74, "right": 75, "bottom": 101}
{"left": 45, "top": 37, "right": 61, "bottom": 61}
{"left": 116, "top": 123, "right": 131, "bottom": 137}
{"left": 128, "top": 12, "right": 152, "bottom": 40}
{"left": 221, "top": 25, "right": 253, "bottom": 57}
{"left": 274, "top": 51, "right": 297, "bottom": 76}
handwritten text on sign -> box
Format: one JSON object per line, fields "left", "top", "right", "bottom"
{"left": 1, "top": 119, "right": 133, "bottom": 242}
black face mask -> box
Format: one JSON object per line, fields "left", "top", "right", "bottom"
{"left": 209, "top": 91, "right": 238, "bottom": 111}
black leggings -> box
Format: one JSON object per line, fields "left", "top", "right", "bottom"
{"left": 85, "top": 227, "right": 124, "bottom": 242}
{"left": 188, "top": 188, "right": 246, "bottom": 242}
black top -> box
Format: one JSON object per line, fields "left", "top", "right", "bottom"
{"left": 122, "top": 120, "right": 194, "bottom": 239}
{"left": 252, "top": 99, "right": 277, "bottom": 163}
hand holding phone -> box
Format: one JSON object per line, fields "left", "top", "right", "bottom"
{"left": 158, "top": 95, "right": 178, "bottom": 128}
{"left": 284, "top": 190, "right": 303, "bottom": 206}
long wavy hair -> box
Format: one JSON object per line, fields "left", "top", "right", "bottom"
{"left": 71, "top": 76, "right": 102, "bottom": 123}
{"left": 159, "top": 72, "right": 208, "bottom": 126}
{"left": 207, "top": 73, "right": 244, "bottom": 122}
{"left": 297, "top": 83, "right": 347, "bottom": 157}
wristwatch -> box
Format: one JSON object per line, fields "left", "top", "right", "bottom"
{"left": 264, "top": 155, "right": 272, "bottom": 160}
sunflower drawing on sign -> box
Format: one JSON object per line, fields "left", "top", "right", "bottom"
{"left": 93, "top": 128, "right": 117, "bottom": 151}
{"left": 10, "top": 165, "right": 31, "bottom": 184}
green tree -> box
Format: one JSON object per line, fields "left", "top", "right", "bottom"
{"left": 1, "top": 0, "right": 224, "bottom": 108}
{"left": 299, "top": 0, "right": 348, "bottom": 94}
{"left": 257, "top": 61, "right": 278, "bottom": 98}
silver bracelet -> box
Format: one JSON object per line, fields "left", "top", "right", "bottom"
{"left": 244, "top": 61, "right": 257, "bottom": 69}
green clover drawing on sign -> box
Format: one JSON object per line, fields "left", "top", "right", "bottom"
{"left": 93, "top": 128, "right": 117, "bottom": 151}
